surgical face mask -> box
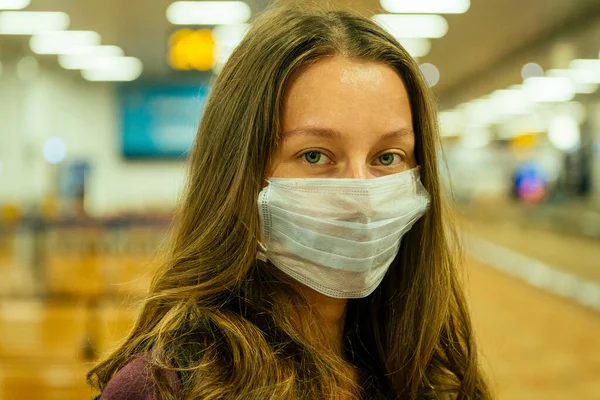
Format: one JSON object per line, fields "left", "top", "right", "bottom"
{"left": 257, "top": 167, "right": 430, "bottom": 299}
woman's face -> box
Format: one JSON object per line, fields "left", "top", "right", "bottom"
{"left": 269, "top": 57, "right": 416, "bottom": 179}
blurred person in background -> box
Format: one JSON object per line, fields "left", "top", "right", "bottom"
{"left": 88, "top": 4, "right": 491, "bottom": 400}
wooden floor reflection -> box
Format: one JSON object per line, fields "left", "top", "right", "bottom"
{"left": 468, "top": 261, "right": 600, "bottom": 400}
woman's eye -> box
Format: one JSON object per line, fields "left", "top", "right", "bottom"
{"left": 376, "top": 153, "right": 402, "bottom": 166}
{"left": 302, "top": 151, "right": 330, "bottom": 165}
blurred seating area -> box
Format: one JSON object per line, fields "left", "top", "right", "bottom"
{"left": 0, "top": 216, "right": 169, "bottom": 399}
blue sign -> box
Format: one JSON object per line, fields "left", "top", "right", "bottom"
{"left": 119, "top": 84, "right": 210, "bottom": 158}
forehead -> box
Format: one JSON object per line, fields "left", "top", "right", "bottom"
{"left": 281, "top": 57, "right": 413, "bottom": 138}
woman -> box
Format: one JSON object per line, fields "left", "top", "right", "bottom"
{"left": 89, "top": 4, "right": 491, "bottom": 400}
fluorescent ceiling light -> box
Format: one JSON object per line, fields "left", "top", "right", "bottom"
{"left": 380, "top": 0, "right": 470, "bottom": 14}
{"left": 547, "top": 69, "right": 599, "bottom": 93}
{"left": 397, "top": 38, "right": 431, "bottom": 57}
{"left": 213, "top": 24, "right": 248, "bottom": 45}
{"left": 30, "top": 31, "right": 101, "bottom": 55}
{"left": 81, "top": 57, "right": 143, "bottom": 81}
{"left": 570, "top": 59, "right": 600, "bottom": 71}
{"left": 62, "top": 45, "right": 123, "bottom": 57}
{"left": 0, "top": 11, "right": 69, "bottom": 34}
{"left": 461, "top": 125, "right": 493, "bottom": 149}
{"left": 556, "top": 101, "right": 587, "bottom": 124}
{"left": 462, "top": 98, "right": 496, "bottom": 125}
{"left": 573, "top": 83, "right": 599, "bottom": 94}
{"left": 568, "top": 59, "right": 600, "bottom": 83}
{"left": 0, "top": 0, "right": 31, "bottom": 10}
{"left": 489, "top": 88, "right": 533, "bottom": 116}
{"left": 213, "top": 24, "right": 248, "bottom": 61}
{"left": 548, "top": 114, "right": 580, "bottom": 152}
{"left": 58, "top": 46, "right": 124, "bottom": 70}
{"left": 212, "top": 24, "right": 249, "bottom": 71}
{"left": 372, "top": 14, "right": 448, "bottom": 38}
{"left": 439, "top": 110, "right": 464, "bottom": 137}
{"left": 167, "top": 1, "right": 251, "bottom": 25}
{"left": 522, "top": 76, "right": 575, "bottom": 103}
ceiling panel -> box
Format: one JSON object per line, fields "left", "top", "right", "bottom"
{"left": 1, "top": 0, "right": 599, "bottom": 100}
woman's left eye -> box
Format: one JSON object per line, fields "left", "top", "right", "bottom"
{"left": 374, "top": 153, "right": 402, "bottom": 166}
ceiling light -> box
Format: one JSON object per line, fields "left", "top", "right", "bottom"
{"left": 489, "top": 88, "right": 533, "bottom": 116}
{"left": 548, "top": 114, "right": 580, "bottom": 152}
{"left": 167, "top": 1, "right": 251, "bottom": 25}
{"left": 0, "top": 11, "right": 69, "bottom": 34}
{"left": 0, "top": 0, "right": 30, "bottom": 10}
{"left": 462, "top": 98, "right": 497, "bottom": 125}
{"left": 460, "top": 125, "right": 493, "bottom": 149}
{"left": 522, "top": 76, "right": 575, "bottom": 103}
{"left": 556, "top": 101, "right": 587, "bottom": 124}
{"left": 397, "top": 38, "right": 431, "bottom": 58}
{"left": 63, "top": 45, "right": 123, "bottom": 57}
{"left": 521, "top": 62, "right": 544, "bottom": 80}
{"left": 573, "top": 83, "right": 599, "bottom": 94}
{"left": 547, "top": 69, "right": 599, "bottom": 93}
{"left": 58, "top": 46, "right": 124, "bottom": 69}
{"left": 439, "top": 110, "right": 464, "bottom": 137}
{"left": 81, "top": 57, "right": 143, "bottom": 81}
{"left": 380, "top": 0, "right": 470, "bottom": 14}
{"left": 419, "top": 63, "right": 440, "bottom": 86}
{"left": 213, "top": 24, "right": 248, "bottom": 46}
{"left": 372, "top": 14, "right": 448, "bottom": 38}
{"left": 570, "top": 59, "right": 600, "bottom": 70}
{"left": 212, "top": 24, "right": 249, "bottom": 68}
{"left": 30, "top": 31, "right": 101, "bottom": 55}
{"left": 43, "top": 137, "right": 67, "bottom": 164}
{"left": 568, "top": 59, "right": 600, "bottom": 83}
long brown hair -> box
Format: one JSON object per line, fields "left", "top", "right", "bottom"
{"left": 88, "top": 4, "right": 491, "bottom": 399}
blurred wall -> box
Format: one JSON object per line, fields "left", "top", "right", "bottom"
{"left": 590, "top": 101, "right": 600, "bottom": 202}
{"left": 0, "top": 62, "right": 187, "bottom": 216}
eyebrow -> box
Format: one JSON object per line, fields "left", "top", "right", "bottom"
{"left": 282, "top": 127, "right": 414, "bottom": 141}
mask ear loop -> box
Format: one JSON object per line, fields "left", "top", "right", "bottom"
{"left": 256, "top": 241, "right": 268, "bottom": 262}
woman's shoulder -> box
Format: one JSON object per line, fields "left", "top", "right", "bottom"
{"left": 99, "top": 353, "right": 182, "bottom": 400}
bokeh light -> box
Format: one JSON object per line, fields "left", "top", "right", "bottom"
{"left": 548, "top": 114, "right": 581, "bottom": 152}
{"left": 43, "top": 137, "right": 67, "bottom": 164}
{"left": 521, "top": 62, "right": 544, "bottom": 80}
{"left": 419, "top": 63, "right": 440, "bottom": 87}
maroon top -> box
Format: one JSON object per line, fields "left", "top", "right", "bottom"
{"left": 99, "top": 353, "right": 183, "bottom": 400}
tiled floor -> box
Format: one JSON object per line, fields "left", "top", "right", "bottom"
{"left": 468, "top": 261, "right": 600, "bottom": 400}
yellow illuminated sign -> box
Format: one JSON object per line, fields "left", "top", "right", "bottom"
{"left": 511, "top": 133, "right": 537, "bottom": 150}
{"left": 168, "top": 28, "right": 215, "bottom": 71}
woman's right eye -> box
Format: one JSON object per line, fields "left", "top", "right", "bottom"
{"left": 301, "top": 151, "right": 331, "bottom": 165}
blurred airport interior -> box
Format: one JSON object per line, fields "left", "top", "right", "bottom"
{"left": 0, "top": 0, "right": 599, "bottom": 399}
